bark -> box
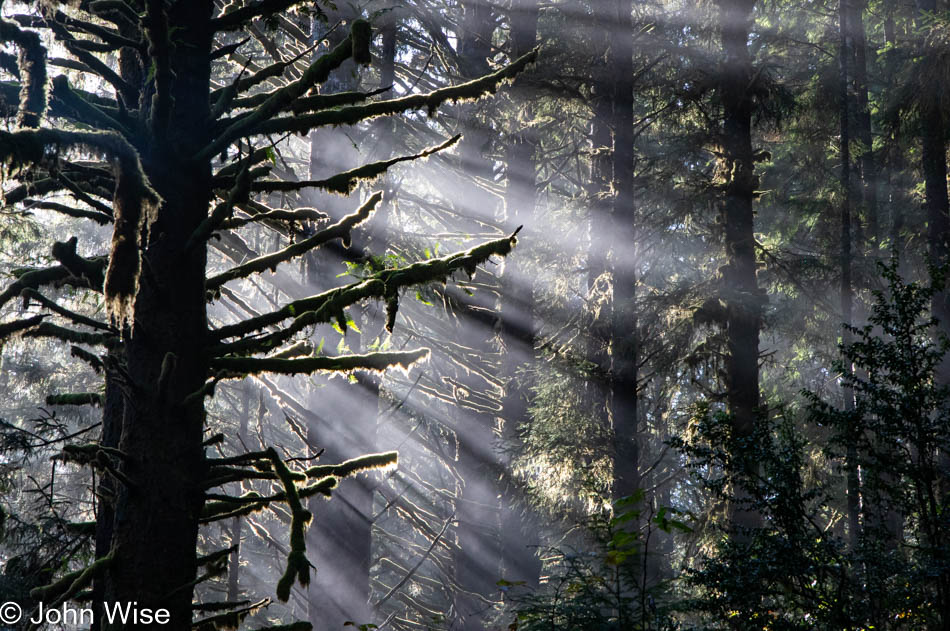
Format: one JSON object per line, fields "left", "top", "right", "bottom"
{"left": 717, "top": 0, "right": 762, "bottom": 532}
{"left": 917, "top": 0, "right": 950, "bottom": 516}
{"left": 453, "top": 3, "right": 503, "bottom": 627}
{"left": 839, "top": 0, "right": 862, "bottom": 555}
{"left": 497, "top": 0, "right": 543, "bottom": 589}
{"left": 102, "top": 4, "right": 214, "bottom": 629}
{"left": 850, "top": 0, "right": 878, "bottom": 250}
{"left": 609, "top": 0, "right": 639, "bottom": 505}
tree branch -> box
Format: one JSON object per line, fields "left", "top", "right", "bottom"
{"left": 210, "top": 349, "right": 430, "bottom": 377}
{"left": 252, "top": 135, "right": 460, "bottom": 195}
{"left": 206, "top": 191, "right": 381, "bottom": 289}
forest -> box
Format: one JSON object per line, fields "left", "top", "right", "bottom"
{"left": 0, "top": 0, "right": 948, "bottom": 629}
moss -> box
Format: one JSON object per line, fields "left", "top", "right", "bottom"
{"left": 0, "top": 13, "right": 48, "bottom": 128}
{"left": 253, "top": 137, "right": 460, "bottom": 195}
{"left": 211, "top": 228, "right": 520, "bottom": 355}
{"left": 198, "top": 19, "right": 371, "bottom": 162}
{"left": 305, "top": 451, "right": 398, "bottom": 479}
{"left": 251, "top": 48, "right": 539, "bottom": 137}
{"left": 207, "top": 192, "right": 382, "bottom": 289}
{"left": 0, "top": 314, "right": 45, "bottom": 342}
{"left": 266, "top": 447, "right": 312, "bottom": 602}
{"left": 211, "top": 349, "right": 430, "bottom": 378}
{"left": 351, "top": 19, "right": 372, "bottom": 65}
{"left": 45, "top": 392, "right": 104, "bottom": 406}
{"left": 30, "top": 552, "right": 113, "bottom": 605}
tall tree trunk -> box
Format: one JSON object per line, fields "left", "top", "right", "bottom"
{"left": 850, "top": 0, "right": 878, "bottom": 251}
{"left": 103, "top": 4, "right": 214, "bottom": 628}
{"left": 301, "top": 8, "right": 382, "bottom": 628}
{"left": 717, "top": 0, "right": 762, "bottom": 533}
{"left": 453, "top": 3, "right": 503, "bottom": 628}
{"left": 838, "top": 0, "right": 862, "bottom": 555}
{"left": 609, "top": 0, "right": 639, "bottom": 505}
{"left": 497, "top": 0, "right": 543, "bottom": 590}
{"left": 586, "top": 3, "right": 615, "bottom": 481}
{"left": 917, "top": 0, "right": 950, "bottom": 514}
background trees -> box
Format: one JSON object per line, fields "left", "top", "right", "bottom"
{"left": 1, "top": 0, "right": 949, "bottom": 630}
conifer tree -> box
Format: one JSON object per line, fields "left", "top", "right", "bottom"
{"left": 0, "top": 2, "right": 535, "bottom": 628}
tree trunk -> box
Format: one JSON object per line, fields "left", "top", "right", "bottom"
{"left": 917, "top": 0, "right": 950, "bottom": 513}
{"left": 453, "top": 3, "right": 503, "bottom": 627}
{"left": 497, "top": 0, "right": 543, "bottom": 590}
{"left": 609, "top": 0, "right": 639, "bottom": 505}
{"left": 838, "top": 0, "right": 862, "bottom": 555}
{"left": 717, "top": 0, "right": 762, "bottom": 533}
{"left": 102, "top": 5, "right": 214, "bottom": 629}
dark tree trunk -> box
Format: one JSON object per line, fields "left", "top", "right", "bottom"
{"left": 850, "top": 0, "right": 878, "bottom": 250}
{"left": 838, "top": 0, "right": 861, "bottom": 555}
{"left": 917, "top": 0, "right": 950, "bottom": 510}
{"left": 497, "top": 0, "right": 543, "bottom": 590}
{"left": 453, "top": 3, "right": 503, "bottom": 628}
{"left": 102, "top": 4, "right": 214, "bottom": 629}
{"left": 586, "top": 11, "right": 614, "bottom": 460}
{"left": 609, "top": 0, "right": 639, "bottom": 505}
{"left": 717, "top": 0, "right": 762, "bottom": 533}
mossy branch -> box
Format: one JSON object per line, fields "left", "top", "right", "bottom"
{"left": 200, "top": 477, "right": 337, "bottom": 523}
{"left": 49, "top": 75, "right": 132, "bottom": 138}
{"left": 193, "top": 598, "right": 270, "bottom": 631}
{"left": 206, "top": 192, "right": 381, "bottom": 289}
{"left": 229, "top": 85, "right": 388, "bottom": 114}
{"left": 252, "top": 135, "right": 460, "bottom": 195}
{"left": 0, "top": 314, "right": 46, "bottom": 342}
{"left": 24, "top": 322, "right": 117, "bottom": 347}
{"left": 21, "top": 288, "right": 112, "bottom": 332}
{"left": 0, "top": 10, "right": 48, "bottom": 128}
{"left": 210, "top": 229, "right": 519, "bottom": 351}
{"left": 305, "top": 451, "right": 398, "bottom": 479}
{"left": 27, "top": 199, "right": 112, "bottom": 225}
{"left": 255, "top": 448, "right": 313, "bottom": 602}
{"left": 221, "top": 204, "right": 328, "bottom": 230}
{"left": 211, "top": 0, "right": 317, "bottom": 31}
{"left": 50, "top": 237, "right": 107, "bottom": 290}
{"left": 251, "top": 48, "right": 539, "bottom": 137}
{"left": 211, "top": 349, "right": 430, "bottom": 378}
{"left": 198, "top": 21, "right": 370, "bottom": 162}
{"left": 29, "top": 552, "right": 113, "bottom": 605}
{"left": 46, "top": 392, "right": 104, "bottom": 406}
{"left": 0, "top": 265, "right": 69, "bottom": 310}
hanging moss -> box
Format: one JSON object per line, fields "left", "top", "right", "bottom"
{"left": 265, "top": 447, "right": 312, "bottom": 602}
{"left": 104, "top": 155, "right": 160, "bottom": 329}
{"left": 0, "top": 11, "right": 48, "bottom": 128}
{"left": 351, "top": 18, "right": 371, "bottom": 65}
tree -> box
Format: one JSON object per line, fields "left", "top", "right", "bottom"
{"left": 715, "top": 0, "right": 764, "bottom": 533}
{"left": 0, "top": 2, "right": 535, "bottom": 629}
